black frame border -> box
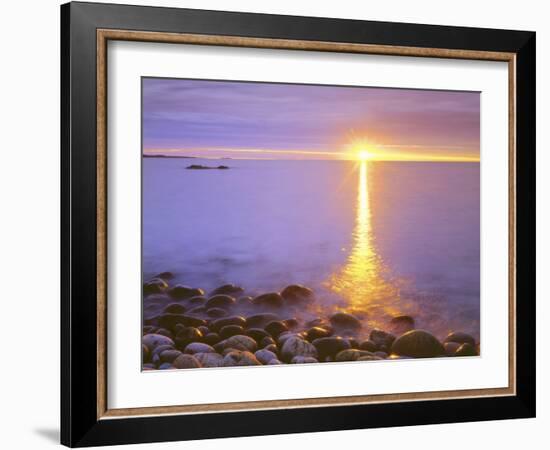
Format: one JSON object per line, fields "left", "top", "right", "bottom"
{"left": 61, "top": 2, "right": 536, "bottom": 447}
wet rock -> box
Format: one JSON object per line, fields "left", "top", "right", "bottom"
{"left": 169, "top": 285, "right": 205, "bottom": 300}
{"left": 263, "top": 343, "right": 278, "bottom": 355}
{"left": 143, "top": 278, "right": 168, "bottom": 295}
{"left": 329, "top": 312, "right": 362, "bottom": 331}
{"left": 221, "top": 351, "right": 262, "bottom": 367}
{"left": 163, "top": 303, "right": 187, "bottom": 314}
{"left": 197, "top": 325, "right": 210, "bottom": 335}
{"left": 173, "top": 354, "right": 201, "bottom": 369}
{"left": 267, "top": 359, "right": 283, "bottom": 365}
{"left": 357, "top": 355, "right": 383, "bottom": 361}
{"left": 210, "top": 316, "right": 247, "bottom": 332}
{"left": 312, "top": 337, "right": 351, "bottom": 360}
{"left": 265, "top": 321, "right": 289, "bottom": 338}
{"left": 154, "top": 271, "right": 174, "bottom": 280}
{"left": 280, "top": 336, "right": 317, "bottom": 363}
{"left": 348, "top": 338, "right": 360, "bottom": 349}
{"left": 388, "top": 354, "right": 412, "bottom": 360}
{"left": 370, "top": 329, "right": 396, "bottom": 349}
{"left": 359, "top": 340, "right": 377, "bottom": 352}
{"left": 194, "top": 352, "right": 223, "bottom": 367}
{"left": 252, "top": 292, "right": 283, "bottom": 309}
{"left": 151, "top": 344, "right": 174, "bottom": 359}
{"left": 214, "top": 335, "right": 258, "bottom": 353}
{"left": 210, "top": 284, "right": 245, "bottom": 296}
{"left": 158, "top": 363, "right": 174, "bottom": 370}
{"left": 443, "top": 342, "right": 461, "bottom": 356}
{"left": 282, "top": 318, "right": 299, "bottom": 330}
{"left": 203, "top": 332, "right": 221, "bottom": 346}
{"left": 155, "top": 328, "right": 173, "bottom": 339}
{"left": 391, "top": 330, "right": 445, "bottom": 358}
{"left": 305, "top": 327, "right": 331, "bottom": 342}
{"left": 187, "top": 296, "right": 207, "bottom": 306}
{"left": 206, "top": 294, "right": 236, "bottom": 310}
{"left": 277, "top": 332, "right": 300, "bottom": 346}
{"left": 335, "top": 349, "right": 376, "bottom": 362}
{"left": 374, "top": 351, "right": 388, "bottom": 359}
{"left": 158, "top": 313, "right": 206, "bottom": 330}
{"left": 291, "top": 356, "right": 318, "bottom": 364}
{"left": 219, "top": 325, "right": 245, "bottom": 339}
{"left": 261, "top": 337, "right": 277, "bottom": 348}
{"left": 159, "top": 349, "right": 183, "bottom": 364}
{"left": 143, "top": 363, "right": 155, "bottom": 370}
{"left": 390, "top": 315, "right": 415, "bottom": 335}
{"left": 281, "top": 284, "right": 314, "bottom": 302}
{"left": 143, "top": 325, "right": 156, "bottom": 335}
{"left": 255, "top": 349, "right": 278, "bottom": 365}
{"left": 305, "top": 318, "right": 327, "bottom": 328}
{"left": 236, "top": 296, "right": 253, "bottom": 308}
{"left": 444, "top": 332, "right": 476, "bottom": 347}
{"left": 206, "top": 307, "right": 228, "bottom": 318}
{"left": 184, "top": 342, "right": 215, "bottom": 354}
{"left": 455, "top": 343, "right": 478, "bottom": 357}
{"left": 142, "top": 344, "right": 150, "bottom": 363}
{"left": 186, "top": 306, "right": 207, "bottom": 315}
{"left": 246, "top": 313, "right": 280, "bottom": 329}
{"left": 245, "top": 328, "right": 271, "bottom": 343}
{"left": 175, "top": 327, "right": 203, "bottom": 350}
{"left": 142, "top": 333, "right": 175, "bottom": 352}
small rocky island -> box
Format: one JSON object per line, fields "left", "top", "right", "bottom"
{"left": 142, "top": 275, "right": 480, "bottom": 370}
{"left": 186, "top": 164, "right": 229, "bottom": 170}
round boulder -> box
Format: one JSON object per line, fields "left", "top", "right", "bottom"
{"left": 210, "top": 284, "right": 245, "bottom": 296}
{"left": 391, "top": 330, "right": 445, "bottom": 358}
{"left": 214, "top": 335, "right": 258, "bottom": 353}
{"left": 444, "top": 331, "right": 476, "bottom": 347}
{"left": 291, "top": 356, "right": 318, "bottom": 364}
{"left": 143, "top": 278, "right": 168, "bottom": 295}
{"left": 194, "top": 352, "right": 223, "bottom": 367}
{"left": 329, "top": 312, "right": 362, "bottom": 331}
{"left": 173, "top": 354, "right": 201, "bottom": 369}
{"left": 142, "top": 333, "right": 174, "bottom": 352}
{"left": 281, "top": 284, "right": 314, "bottom": 302}
{"left": 252, "top": 292, "right": 283, "bottom": 309}
{"left": 281, "top": 336, "right": 318, "bottom": 363}
{"left": 184, "top": 342, "right": 215, "bottom": 354}
{"left": 255, "top": 349, "right": 278, "bottom": 365}
{"left": 246, "top": 313, "right": 280, "bottom": 329}
{"left": 169, "top": 285, "right": 205, "bottom": 300}
{"left": 455, "top": 342, "right": 478, "bottom": 357}
{"left": 205, "top": 295, "right": 236, "bottom": 310}
{"left": 221, "top": 351, "right": 262, "bottom": 367}
{"left": 312, "top": 337, "right": 352, "bottom": 360}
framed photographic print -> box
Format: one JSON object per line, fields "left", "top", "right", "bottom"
{"left": 60, "top": 1, "right": 536, "bottom": 447}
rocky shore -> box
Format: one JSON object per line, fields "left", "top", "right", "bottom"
{"left": 142, "top": 274, "right": 479, "bottom": 370}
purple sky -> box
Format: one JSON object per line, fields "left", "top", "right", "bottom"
{"left": 142, "top": 78, "right": 480, "bottom": 161}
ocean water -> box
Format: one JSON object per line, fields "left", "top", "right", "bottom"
{"left": 143, "top": 158, "right": 480, "bottom": 340}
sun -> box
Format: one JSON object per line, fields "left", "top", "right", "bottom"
{"left": 357, "top": 149, "right": 372, "bottom": 161}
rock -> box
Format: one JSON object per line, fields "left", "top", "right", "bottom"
{"left": 291, "top": 356, "right": 318, "bottom": 364}
{"left": 203, "top": 333, "right": 221, "bottom": 346}
{"left": 444, "top": 332, "right": 476, "bottom": 347}
{"left": 186, "top": 306, "right": 207, "bottom": 315}
{"left": 197, "top": 325, "right": 210, "bottom": 335}
{"left": 369, "top": 329, "right": 396, "bottom": 349}
{"left": 312, "top": 337, "right": 351, "bottom": 360}
{"left": 186, "top": 164, "right": 230, "bottom": 170}
{"left": 151, "top": 344, "right": 174, "bottom": 359}
{"left": 357, "top": 355, "right": 383, "bottom": 361}
{"left": 221, "top": 351, "right": 262, "bottom": 366}
{"left": 143, "top": 325, "right": 156, "bottom": 335}
{"left": 194, "top": 352, "right": 223, "bottom": 367}
{"left": 205, "top": 294, "right": 236, "bottom": 309}
{"left": 348, "top": 338, "right": 360, "bottom": 349}
{"left": 155, "top": 328, "right": 173, "bottom": 339}
{"left": 143, "top": 278, "right": 168, "bottom": 295}
{"left": 142, "top": 363, "right": 155, "bottom": 370}
{"left": 374, "top": 351, "right": 388, "bottom": 359}
{"left": 159, "top": 349, "right": 183, "bottom": 364}
{"left": 163, "top": 303, "right": 187, "bottom": 314}
{"left": 206, "top": 307, "right": 228, "bottom": 318}
{"left": 305, "top": 318, "right": 327, "bottom": 328}
{"left": 169, "top": 285, "right": 205, "bottom": 300}
{"left": 359, "top": 340, "right": 377, "bottom": 352}
{"left": 329, "top": 312, "right": 362, "bottom": 331}
{"left": 277, "top": 332, "right": 301, "bottom": 346}
{"left": 154, "top": 271, "right": 174, "bottom": 280}
{"left": 158, "top": 313, "right": 206, "bottom": 330}
{"left": 455, "top": 343, "right": 478, "bottom": 357}
{"left": 210, "top": 316, "right": 247, "bottom": 332}
{"left": 443, "top": 342, "right": 461, "bottom": 356}
{"left": 219, "top": 325, "right": 244, "bottom": 339}
{"left": 142, "top": 333, "right": 175, "bottom": 352}
{"left": 245, "top": 328, "right": 271, "bottom": 343}
{"left": 267, "top": 359, "right": 283, "bottom": 365}
{"left": 305, "top": 327, "right": 331, "bottom": 342}
{"left": 237, "top": 296, "right": 253, "bottom": 308}
{"left": 187, "top": 296, "right": 207, "bottom": 306}
{"left": 246, "top": 313, "right": 280, "bottom": 328}
{"left": 388, "top": 354, "right": 412, "bottom": 360}
{"left": 265, "top": 321, "right": 289, "bottom": 338}
{"left": 280, "top": 336, "right": 317, "bottom": 363}
{"left": 261, "top": 337, "right": 277, "bottom": 348}
{"left": 173, "top": 354, "right": 201, "bottom": 369}
{"left": 252, "top": 292, "right": 283, "bottom": 309}
{"left": 158, "top": 363, "right": 174, "bottom": 370}
{"left": 184, "top": 342, "right": 215, "bottom": 354}
{"left": 335, "top": 349, "right": 376, "bottom": 362}
{"left": 210, "top": 284, "right": 244, "bottom": 296}
{"left": 281, "top": 285, "right": 314, "bottom": 302}
{"left": 175, "top": 327, "right": 203, "bottom": 350}
{"left": 263, "top": 344, "right": 278, "bottom": 355}
{"left": 255, "top": 349, "right": 278, "bottom": 364}
{"left": 389, "top": 315, "right": 415, "bottom": 335}
{"left": 142, "top": 344, "right": 150, "bottom": 363}
{"left": 391, "top": 330, "right": 445, "bottom": 358}
{"left": 214, "top": 335, "right": 258, "bottom": 353}
{"left": 282, "top": 318, "right": 299, "bottom": 330}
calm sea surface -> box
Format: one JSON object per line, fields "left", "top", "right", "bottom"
{"left": 143, "top": 158, "right": 480, "bottom": 340}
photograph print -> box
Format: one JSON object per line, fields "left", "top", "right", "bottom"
{"left": 141, "top": 78, "right": 481, "bottom": 370}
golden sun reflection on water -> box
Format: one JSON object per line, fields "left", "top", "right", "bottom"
{"left": 325, "top": 161, "right": 402, "bottom": 328}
